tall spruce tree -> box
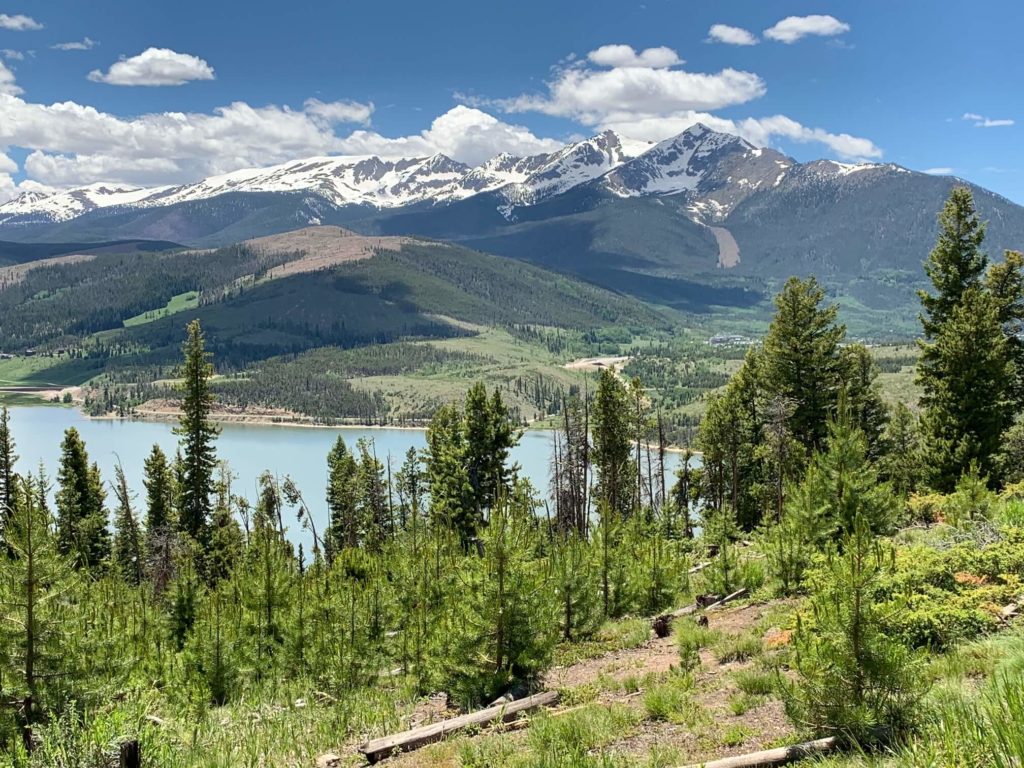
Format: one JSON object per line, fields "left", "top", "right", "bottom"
{"left": 920, "top": 287, "right": 1012, "bottom": 490}
{"left": 175, "top": 320, "right": 220, "bottom": 545}
{"left": 55, "top": 427, "right": 110, "bottom": 569}
{"left": 111, "top": 462, "right": 145, "bottom": 585}
{"left": 325, "top": 436, "right": 360, "bottom": 557}
{"left": 986, "top": 249, "right": 1024, "bottom": 407}
{"left": 591, "top": 368, "right": 632, "bottom": 518}
{"left": 918, "top": 186, "right": 988, "bottom": 339}
{"left": 761, "top": 276, "right": 846, "bottom": 452}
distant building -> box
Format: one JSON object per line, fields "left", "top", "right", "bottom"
{"left": 707, "top": 334, "right": 752, "bottom": 347}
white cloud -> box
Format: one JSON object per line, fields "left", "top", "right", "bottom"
{"left": 587, "top": 44, "right": 681, "bottom": 69}
{"left": 336, "top": 105, "right": 562, "bottom": 165}
{"left": 707, "top": 24, "right": 758, "bottom": 46}
{"left": 303, "top": 98, "right": 374, "bottom": 127}
{"left": 52, "top": 37, "right": 97, "bottom": 52}
{"left": 764, "top": 15, "right": 850, "bottom": 44}
{"left": 597, "top": 110, "right": 881, "bottom": 161}
{"left": 0, "top": 152, "right": 16, "bottom": 174}
{"left": 1, "top": 49, "right": 25, "bottom": 61}
{"left": 923, "top": 167, "right": 954, "bottom": 175}
{"left": 963, "top": 112, "right": 1014, "bottom": 128}
{"left": 0, "top": 61, "right": 22, "bottom": 96}
{"left": 88, "top": 47, "right": 214, "bottom": 86}
{"left": 497, "top": 45, "right": 765, "bottom": 122}
{"left": 0, "top": 14, "right": 42, "bottom": 31}
{"left": 0, "top": 94, "right": 563, "bottom": 194}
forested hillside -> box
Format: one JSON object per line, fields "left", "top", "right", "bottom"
{"left": 2, "top": 188, "right": 1024, "bottom": 766}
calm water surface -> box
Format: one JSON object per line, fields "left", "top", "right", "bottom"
{"left": 7, "top": 405, "right": 684, "bottom": 550}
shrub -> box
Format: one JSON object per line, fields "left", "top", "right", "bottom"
{"left": 714, "top": 633, "right": 763, "bottom": 664}
{"left": 676, "top": 618, "right": 719, "bottom": 671}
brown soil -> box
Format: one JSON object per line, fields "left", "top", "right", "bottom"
{"left": 244, "top": 226, "right": 418, "bottom": 279}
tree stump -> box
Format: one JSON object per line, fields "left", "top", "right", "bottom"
{"left": 119, "top": 740, "right": 141, "bottom": 768}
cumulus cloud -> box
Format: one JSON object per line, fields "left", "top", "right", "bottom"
{"left": 88, "top": 47, "right": 214, "bottom": 86}
{"left": 587, "top": 44, "right": 681, "bottom": 69}
{"left": 764, "top": 15, "right": 850, "bottom": 44}
{"left": 923, "top": 167, "right": 954, "bottom": 175}
{"left": 0, "top": 61, "right": 22, "bottom": 96}
{"left": 0, "top": 94, "right": 562, "bottom": 196}
{"left": 963, "top": 112, "right": 1014, "bottom": 128}
{"left": 707, "top": 24, "right": 758, "bottom": 46}
{"left": 1, "top": 49, "right": 25, "bottom": 61}
{"left": 337, "top": 105, "right": 563, "bottom": 165}
{"left": 496, "top": 44, "right": 765, "bottom": 123}
{"left": 52, "top": 37, "right": 97, "bottom": 51}
{"left": 0, "top": 14, "right": 42, "bottom": 31}
{"left": 599, "top": 110, "right": 881, "bottom": 161}
{"left": 303, "top": 98, "right": 374, "bottom": 127}
{"left": 479, "top": 43, "right": 878, "bottom": 161}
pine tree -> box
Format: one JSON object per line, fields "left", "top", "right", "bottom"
{"left": 591, "top": 368, "right": 632, "bottom": 518}
{"left": 919, "top": 287, "right": 1012, "bottom": 490}
{"left": 207, "top": 463, "right": 243, "bottom": 582}
{"left": 803, "top": 402, "right": 896, "bottom": 541}
{"left": 986, "top": 249, "right": 1024, "bottom": 407}
{"left": 0, "top": 473, "right": 79, "bottom": 751}
{"left": 394, "top": 446, "right": 424, "bottom": 533}
{"left": 878, "top": 403, "right": 922, "bottom": 498}
{"left": 55, "top": 428, "right": 110, "bottom": 569}
{"left": 786, "top": 516, "right": 925, "bottom": 745}
{"left": 0, "top": 406, "right": 17, "bottom": 538}
{"left": 325, "top": 436, "right": 360, "bottom": 557}
{"left": 175, "top": 320, "right": 220, "bottom": 546}
{"left": 355, "top": 438, "right": 390, "bottom": 550}
{"left": 143, "top": 443, "right": 176, "bottom": 592}
{"left": 918, "top": 186, "right": 988, "bottom": 339}
{"left": 761, "top": 276, "right": 846, "bottom": 452}
{"left": 111, "top": 462, "right": 145, "bottom": 585}
{"left": 463, "top": 383, "right": 516, "bottom": 515}
{"left": 839, "top": 344, "right": 889, "bottom": 459}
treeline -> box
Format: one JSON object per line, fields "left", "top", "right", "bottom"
{"left": 0, "top": 245, "right": 297, "bottom": 350}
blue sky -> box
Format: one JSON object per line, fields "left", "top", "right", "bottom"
{"left": 1, "top": 0, "right": 1022, "bottom": 201}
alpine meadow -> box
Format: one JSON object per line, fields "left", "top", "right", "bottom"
{"left": 1, "top": 3, "right": 1024, "bottom": 767}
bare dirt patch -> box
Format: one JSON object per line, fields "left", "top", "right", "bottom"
{"left": 244, "top": 226, "right": 417, "bottom": 279}
{"left": 710, "top": 226, "right": 741, "bottom": 269}
{"left": 0, "top": 253, "right": 97, "bottom": 288}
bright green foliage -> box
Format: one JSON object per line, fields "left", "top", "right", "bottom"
{"left": 449, "top": 492, "right": 558, "bottom": 704}
{"left": 786, "top": 516, "right": 926, "bottom": 745}
{"left": 55, "top": 427, "right": 110, "bottom": 570}
{"left": 207, "top": 465, "right": 244, "bottom": 583}
{"left": 0, "top": 474, "right": 79, "bottom": 747}
{"left": 998, "top": 417, "right": 1024, "bottom": 485}
{"left": 591, "top": 368, "right": 632, "bottom": 518}
{"left": 175, "top": 319, "right": 220, "bottom": 545}
{"left": 111, "top": 463, "right": 145, "bottom": 586}
{"left": 425, "top": 385, "right": 519, "bottom": 547}
{"left": 760, "top": 276, "right": 846, "bottom": 453}
{"left": 919, "top": 287, "right": 1012, "bottom": 490}
{"left": 142, "top": 443, "right": 174, "bottom": 546}
{"left": 802, "top": 404, "right": 896, "bottom": 541}
{"left": 354, "top": 438, "right": 390, "bottom": 550}
{"left": 918, "top": 186, "right": 989, "bottom": 339}
{"left": 550, "top": 533, "right": 601, "bottom": 641}
{"left": 987, "top": 249, "right": 1024, "bottom": 407}
{"left": 702, "top": 505, "right": 742, "bottom": 596}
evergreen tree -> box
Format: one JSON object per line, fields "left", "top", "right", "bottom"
{"left": 207, "top": 463, "right": 243, "bottom": 582}
{"left": 143, "top": 443, "right": 176, "bottom": 592}
{"left": 325, "top": 436, "right": 360, "bottom": 557}
{"left": 0, "top": 406, "right": 17, "bottom": 537}
{"left": 761, "top": 276, "right": 846, "bottom": 452}
{"left": 878, "top": 403, "right": 922, "bottom": 498}
{"left": 986, "top": 249, "right": 1024, "bottom": 407}
{"left": 803, "top": 402, "right": 896, "bottom": 541}
{"left": 174, "top": 320, "right": 220, "bottom": 545}
{"left": 0, "top": 473, "right": 78, "bottom": 751}
{"left": 786, "top": 516, "right": 925, "bottom": 745}
{"left": 463, "top": 383, "right": 516, "bottom": 514}
{"left": 111, "top": 462, "right": 144, "bottom": 585}
{"left": 918, "top": 186, "right": 988, "bottom": 339}
{"left": 55, "top": 428, "right": 110, "bottom": 569}
{"left": 394, "top": 446, "right": 424, "bottom": 533}
{"left": 591, "top": 368, "right": 632, "bottom": 518}
{"left": 919, "top": 287, "right": 1012, "bottom": 490}
{"left": 355, "top": 438, "right": 389, "bottom": 550}
{"left": 839, "top": 344, "right": 889, "bottom": 459}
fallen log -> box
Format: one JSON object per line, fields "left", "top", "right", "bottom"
{"left": 358, "top": 690, "right": 559, "bottom": 763}
{"left": 705, "top": 588, "right": 749, "bottom": 611}
{"left": 675, "top": 736, "right": 838, "bottom": 768}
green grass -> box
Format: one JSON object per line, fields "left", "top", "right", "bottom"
{"left": 554, "top": 617, "right": 652, "bottom": 666}
{"left": 123, "top": 290, "right": 199, "bottom": 327}
{"left": 0, "top": 355, "right": 101, "bottom": 387}
{"left": 713, "top": 633, "right": 763, "bottom": 664}
{"left": 676, "top": 618, "right": 720, "bottom": 671}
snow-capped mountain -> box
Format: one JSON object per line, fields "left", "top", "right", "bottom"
{"left": 0, "top": 125, "right": 809, "bottom": 227}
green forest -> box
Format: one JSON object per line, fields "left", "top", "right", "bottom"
{"left": 2, "top": 188, "right": 1024, "bottom": 767}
